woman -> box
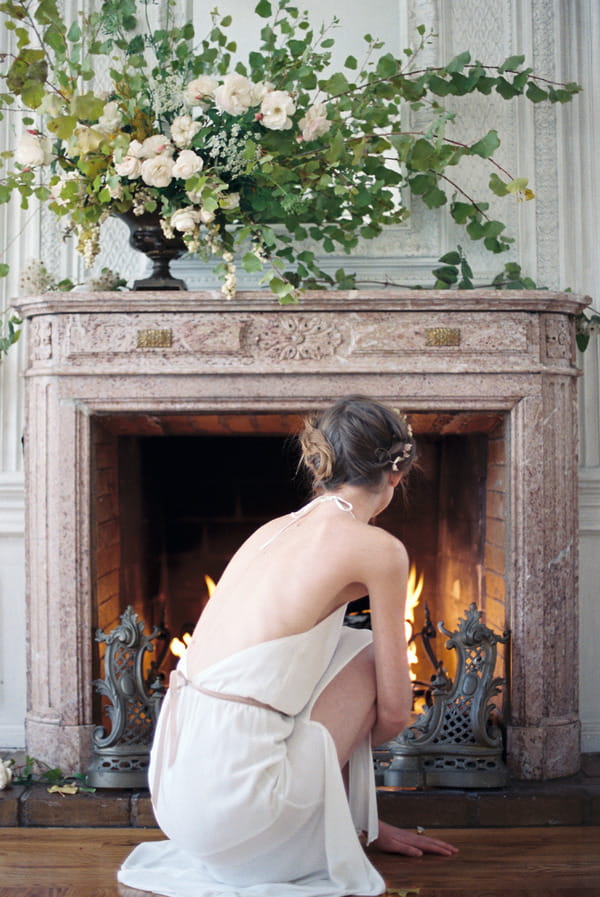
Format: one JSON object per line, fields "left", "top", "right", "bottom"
{"left": 119, "top": 395, "right": 456, "bottom": 897}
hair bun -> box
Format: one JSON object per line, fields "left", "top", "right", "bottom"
{"left": 298, "top": 419, "right": 335, "bottom": 485}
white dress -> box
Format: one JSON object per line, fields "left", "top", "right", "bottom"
{"left": 118, "top": 499, "right": 386, "bottom": 897}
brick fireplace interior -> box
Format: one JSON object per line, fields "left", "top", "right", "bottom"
{"left": 92, "top": 409, "right": 508, "bottom": 725}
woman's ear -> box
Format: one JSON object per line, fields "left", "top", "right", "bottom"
{"left": 390, "top": 471, "right": 403, "bottom": 488}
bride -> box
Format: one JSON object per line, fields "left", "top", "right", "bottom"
{"left": 119, "top": 394, "right": 456, "bottom": 897}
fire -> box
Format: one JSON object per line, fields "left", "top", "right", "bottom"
{"left": 406, "top": 565, "right": 424, "bottom": 679}
{"left": 169, "top": 575, "right": 217, "bottom": 657}
{"left": 169, "top": 632, "right": 191, "bottom": 658}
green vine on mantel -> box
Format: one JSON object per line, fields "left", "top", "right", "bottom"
{"left": 0, "top": 0, "right": 581, "bottom": 304}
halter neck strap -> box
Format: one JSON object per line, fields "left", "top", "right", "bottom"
{"left": 259, "top": 494, "right": 355, "bottom": 550}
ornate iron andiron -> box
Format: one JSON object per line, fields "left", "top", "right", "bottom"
{"left": 87, "top": 606, "right": 166, "bottom": 788}
{"left": 382, "top": 603, "right": 510, "bottom": 788}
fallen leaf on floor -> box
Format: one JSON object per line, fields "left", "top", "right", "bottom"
{"left": 47, "top": 784, "right": 79, "bottom": 795}
{"left": 385, "top": 889, "right": 420, "bottom": 896}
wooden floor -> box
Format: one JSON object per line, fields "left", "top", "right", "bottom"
{"left": 0, "top": 826, "right": 599, "bottom": 897}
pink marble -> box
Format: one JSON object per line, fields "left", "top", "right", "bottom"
{"left": 14, "top": 290, "right": 588, "bottom": 779}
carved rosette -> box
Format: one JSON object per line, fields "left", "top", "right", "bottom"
{"left": 242, "top": 315, "right": 343, "bottom": 361}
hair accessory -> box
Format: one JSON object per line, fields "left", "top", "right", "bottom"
{"left": 391, "top": 443, "right": 413, "bottom": 471}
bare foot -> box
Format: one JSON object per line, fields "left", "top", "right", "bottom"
{"left": 371, "top": 820, "right": 458, "bottom": 857}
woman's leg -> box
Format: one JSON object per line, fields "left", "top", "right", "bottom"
{"left": 309, "top": 643, "right": 378, "bottom": 768}
{"left": 310, "top": 643, "right": 458, "bottom": 858}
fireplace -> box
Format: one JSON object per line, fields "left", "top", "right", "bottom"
{"left": 15, "top": 289, "right": 586, "bottom": 780}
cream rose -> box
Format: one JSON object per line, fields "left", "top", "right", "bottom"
{"left": 14, "top": 131, "right": 54, "bottom": 167}
{"left": 170, "top": 114, "right": 202, "bottom": 149}
{"left": 298, "top": 103, "right": 331, "bottom": 141}
{"left": 114, "top": 154, "right": 142, "bottom": 179}
{"left": 140, "top": 154, "right": 175, "bottom": 188}
{"left": 250, "top": 80, "right": 274, "bottom": 105}
{"left": 171, "top": 207, "right": 202, "bottom": 233}
{"left": 198, "top": 207, "right": 216, "bottom": 224}
{"left": 140, "top": 135, "right": 174, "bottom": 158}
{"left": 172, "top": 149, "right": 204, "bottom": 179}
{"left": 259, "top": 90, "right": 296, "bottom": 131}
{"left": 214, "top": 73, "right": 254, "bottom": 116}
{"left": 184, "top": 75, "right": 219, "bottom": 106}
{"left": 97, "top": 101, "right": 123, "bottom": 133}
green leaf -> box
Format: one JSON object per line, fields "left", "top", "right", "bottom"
{"left": 344, "top": 55, "right": 358, "bottom": 70}
{"left": 439, "top": 251, "right": 462, "bottom": 265}
{"left": 498, "top": 54, "right": 526, "bottom": 73}
{"left": 445, "top": 51, "right": 471, "bottom": 74}
{"left": 469, "top": 129, "right": 500, "bottom": 158}
{"left": 408, "top": 138, "right": 437, "bottom": 171}
{"left": 0, "top": 263, "right": 9, "bottom": 277}
{"left": 242, "top": 251, "right": 263, "bottom": 273}
{"left": 255, "top": 0, "right": 272, "bottom": 18}
{"left": 526, "top": 82, "right": 548, "bottom": 102}
{"left": 489, "top": 173, "right": 509, "bottom": 196}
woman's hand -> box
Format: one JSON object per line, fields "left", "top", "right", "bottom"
{"left": 371, "top": 820, "right": 458, "bottom": 857}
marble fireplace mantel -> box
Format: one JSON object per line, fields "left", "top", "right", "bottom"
{"left": 14, "top": 289, "right": 588, "bottom": 780}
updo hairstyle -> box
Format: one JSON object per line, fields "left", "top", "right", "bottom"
{"left": 298, "top": 395, "right": 415, "bottom": 492}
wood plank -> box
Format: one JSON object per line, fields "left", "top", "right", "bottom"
{"left": 0, "top": 827, "right": 599, "bottom": 897}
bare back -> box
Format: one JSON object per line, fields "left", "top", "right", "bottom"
{"left": 184, "top": 496, "right": 402, "bottom": 679}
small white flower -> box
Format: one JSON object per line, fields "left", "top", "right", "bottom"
{"left": 140, "top": 135, "right": 174, "bottom": 158}
{"left": 15, "top": 131, "right": 54, "bottom": 167}
{"left": 140, "top": 154, "right": 175, "bottom": 188}
{"left": 259, "top": 90, "right": 296, "bottom": 131}
{"left": 171, "top": 207, "right": 202, "bottom": 233}
{"left": 214, "top": 73, "right": 254, "bottom": 116}
{"left": 198, "top": 206, "right": 216, "bottom": 224}
{"left": 184, "top": 75, "right": 219, "bottom": 106}
{"left": 298, "top": 103, "right": 331, "bottom": 141}
{"left": 97, "top": 100, "right": 123, "bottom": 133}
{"left": 170, "top": 114, "right": 202, "bottom": 148}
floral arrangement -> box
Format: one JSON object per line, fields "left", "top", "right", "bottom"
{"left": 0, "top": 0, "right": 580, "bottom": 301}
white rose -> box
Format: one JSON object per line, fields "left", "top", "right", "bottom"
{"left": 140, "top": 135, "right": 174, "bottom": 158}
{"left": 140, "top": 155, "right": 175, "bottom": 188}
{"left": 97, "top": 100, "right": 123, "bottom": 133}
{"left": 170, "top": 114, "right": 202, "bottom": 149}
{"left": 184, "top": 75, "right": 219, "bottom": 106}
{"left": 15, "top": 131, "right": 54, "bottom": 167}
{"left": 259, "top": 90, "right": 296, "bottom": 131}
{"left": 171, "top": 207, "right": 202, "bottom": 233}
{"left": 298, "top": 103, "right": 331, "bottom": 141}
{"left": 198, "top": 206, "right": 215, "bottom": 224}
{"left": 172, "top": 149, "right": 204, "bottom": 179}
{"left": 126, "top": 139, "right": 145, "bottom": 158}
{"left": 250, "top": 80, "right": 274, "bottom": 105}
{"left": 214, "top": 73, "right": 254, "bottom": 116}
{"left": 220, "top": 191, "right": 240, "bottom": 210}
{"left": 114, "top": 155, "right": 142, "bottom": 179}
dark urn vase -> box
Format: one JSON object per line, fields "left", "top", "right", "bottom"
{"left": 119, "top": 210, "right": 188, "bottom": 290}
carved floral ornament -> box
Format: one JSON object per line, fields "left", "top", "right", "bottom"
{"left": 242, "top": 315, "right": 344, "bottom": 361}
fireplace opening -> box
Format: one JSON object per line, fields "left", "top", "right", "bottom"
{"left": 91, "top": 411, "right": 508, "bottom": 731}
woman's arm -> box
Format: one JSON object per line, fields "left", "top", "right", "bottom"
{"left": 357, "top": 531, "right": 413, "bottom": 746}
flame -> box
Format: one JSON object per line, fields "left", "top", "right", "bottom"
{"left": 405, "top": 564, "right": 424, "bottom": 679}
{"left": 169, "top": 632, "right": 191, "bottom": 658}
{"left": 169, "top": 575, "right": 217, "bottom": 657}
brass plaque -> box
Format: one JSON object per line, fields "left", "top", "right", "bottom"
{"left": 425, "top": 327, "right": 461, "bottom": 347}
{"left": 137, "top": 329, "right": 173, "bottom": 348}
